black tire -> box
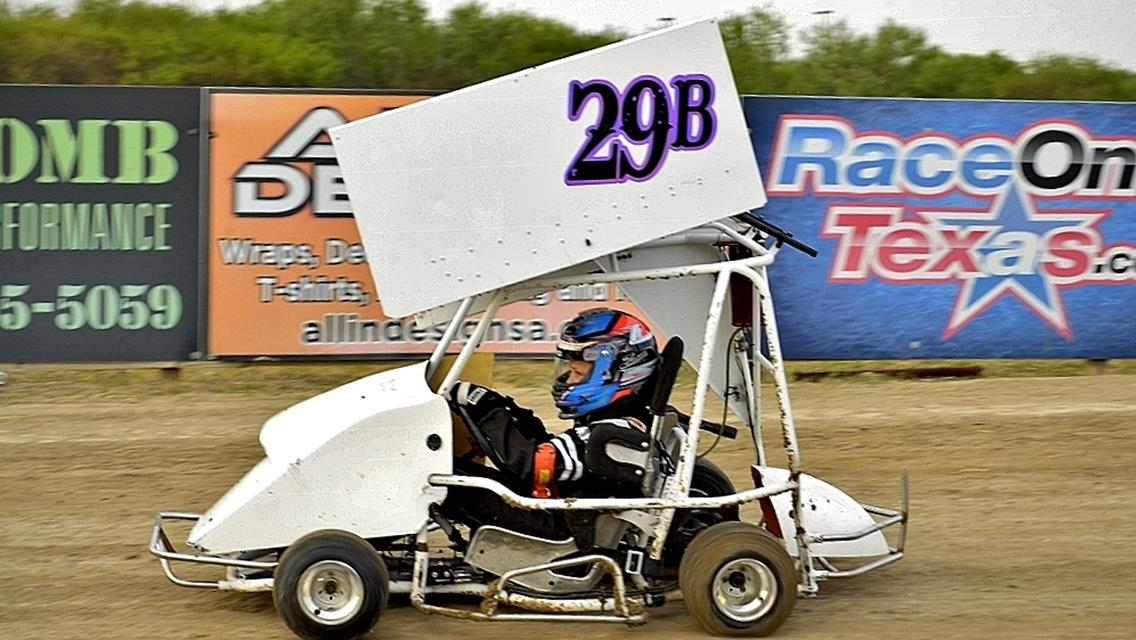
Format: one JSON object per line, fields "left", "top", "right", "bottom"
{"left": 691, "top": 458, "right": 738, "bottom": 504}
{"left": 664, "top": 458, "right": 740, "bottom": 567}
{"left": 273, "top": 530, "right": 390, "bottom": 640}
{"left": 679, "top": 521, "right": 796, "bottom": 637}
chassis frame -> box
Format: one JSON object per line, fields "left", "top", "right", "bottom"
{"left": 150, "top": 219, "right": 908, "bottom": 626}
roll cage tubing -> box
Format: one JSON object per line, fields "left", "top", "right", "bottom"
{"left": 424, "top": 220, "right": 809, "bottom": 570}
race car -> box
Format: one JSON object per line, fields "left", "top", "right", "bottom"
{"left": 150, "top": 18, "right": 907, "bottom": 639}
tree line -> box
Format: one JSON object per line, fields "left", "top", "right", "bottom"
{"left": 1, "top": 0, "right": 1133, "bottom": 101}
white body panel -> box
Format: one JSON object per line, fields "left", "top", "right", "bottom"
{"left": 330, "top": 18, "right": 765, "bottom": 318}
{"left": 606, "top": 238, "right": 747, "bottom": 421}
{"left": 188, "top": 363, "right": 450, "bottom": 554}
{"left": 757, "top": 466, "right": 890, "bottom": 558}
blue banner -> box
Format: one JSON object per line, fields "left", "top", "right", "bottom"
{"left": 744, "top": 96, "right": 1135, "bottom": 359}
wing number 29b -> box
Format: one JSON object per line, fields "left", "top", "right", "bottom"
{"left": 565, "top": 74, "right": 718, "bottom": 185}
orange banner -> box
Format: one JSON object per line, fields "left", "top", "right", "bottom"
{"left": 207, "top": 91, "right": 646, "bottom": 357}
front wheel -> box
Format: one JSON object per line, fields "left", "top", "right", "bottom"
{"left": 273, "top": 530, "right": 389, "bottom": 640}
{"left": 679, "top": 521, "right": 796, "bottom": 637}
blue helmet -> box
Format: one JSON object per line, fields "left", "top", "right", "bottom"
{"left": 551, "top": 308, "right": 659, "bottom": 418}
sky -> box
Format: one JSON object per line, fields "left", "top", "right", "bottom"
{"left": 12, "top": 0, "right": 1136, "bottom": 71}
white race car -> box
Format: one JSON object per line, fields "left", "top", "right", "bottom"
{"left": 150, "top": 18, "right": 907, "bottom": 639}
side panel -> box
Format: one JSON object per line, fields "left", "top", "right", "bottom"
{"left": 757, "top": 466, "right": 890, "bottom": 558}
{"left": 188, "top": 363, "right": 451, "bottom": 553}
{"left": 606, "top": 242, "right": 747, "bottom": 421}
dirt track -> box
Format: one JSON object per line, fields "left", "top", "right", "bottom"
{"left": 1, "top": 367, "right": 1134, "bottom": 639}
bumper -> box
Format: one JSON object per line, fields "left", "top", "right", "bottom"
{"left": 807, "top": 472, "right": 909, "bottom": 582}
{"left": 148, "top": 512, "right": 276, "bottom": 591}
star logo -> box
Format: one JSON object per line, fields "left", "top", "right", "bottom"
{"left": 919, "top": 185, "right": 1108, "bottom": 340}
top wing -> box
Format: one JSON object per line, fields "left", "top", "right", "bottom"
{"left": 330, "top": 18, "right": 765, "bottom": 318}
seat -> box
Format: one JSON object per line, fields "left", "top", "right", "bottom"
{"left": 582, "top": 337, "right": 685, "bottom": 492}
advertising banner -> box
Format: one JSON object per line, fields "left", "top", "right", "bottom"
{"left": 0, "top": 85, "right": 201, "bottom": 361}
{"left": 207, "top": 90, "right": 643, "bottom": 357}
{"left": 745, "top": 96, "right": 1136, "bottom": 359}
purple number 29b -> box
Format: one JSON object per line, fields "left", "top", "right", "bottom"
{"left": 565, "top": 74, "right": 717, "bottom": 186}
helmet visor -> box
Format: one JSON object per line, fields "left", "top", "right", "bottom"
{"left": 554, "top": 356, "right": 594, "bottom": 386}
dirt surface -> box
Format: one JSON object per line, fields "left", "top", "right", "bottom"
{"left": 1, "top": 366, "right": 1134, "bottom": 639}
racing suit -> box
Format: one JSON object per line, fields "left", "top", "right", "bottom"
{"left": 441, "top": 382, "right": 652, "bottom": 546}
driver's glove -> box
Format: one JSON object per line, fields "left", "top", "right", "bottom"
{"left": 447, "top": 382, "right": 503, "bottom": 424}
{"left": 447, "top": 382, "right": 547, "bottom": 441}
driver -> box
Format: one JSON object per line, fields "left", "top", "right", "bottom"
{"left": 442, "top": 308, "right": 658, "bottom": 538}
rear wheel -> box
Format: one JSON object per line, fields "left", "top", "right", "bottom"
{"left": 273, "top": 530, "right": 389, "bottom": 640}
{"left": 664, "top": 458, "right": 739, "bottom": 567}
{"left": 679, "top": 521, "right": 796, "bottom": 637}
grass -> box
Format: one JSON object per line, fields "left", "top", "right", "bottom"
{"left": 785, "top": 358, "right": 1136, "bottom": 380}
{"left": 1, "top": 357, "right": 1133, "bottom": 400}
{"left": 0, "top": 361, "right": 412, "bottom": 399}
{"left": 495, "top": 358, "right": 1136, "bottom": 388}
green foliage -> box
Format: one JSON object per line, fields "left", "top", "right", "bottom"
{"left": 908, "top": 51, "right": 1024, "bottom": 99}
{"left": 1001, "top": 55, "right": 1136, "bottom": 101}
{"left": 0, "top": 0, "right": 1132, "bottom": 100}
{"left": 719, "top": 7, "right": 791, "bottom": 93}
{"left": 357, "top": 0, "right": 442, "bottom": 88}
{"left": 430, "top": 2, "right": 620, "bottom": 88}
{"left": 782, "top": 16, "right": 1134, "bottom": 100}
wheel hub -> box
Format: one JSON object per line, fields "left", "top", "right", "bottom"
{"left": 712, "top": 558, "right": 778, "bottom": 623}
{"left": 296, "top": 560, "right": 365, "bottom": 625}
